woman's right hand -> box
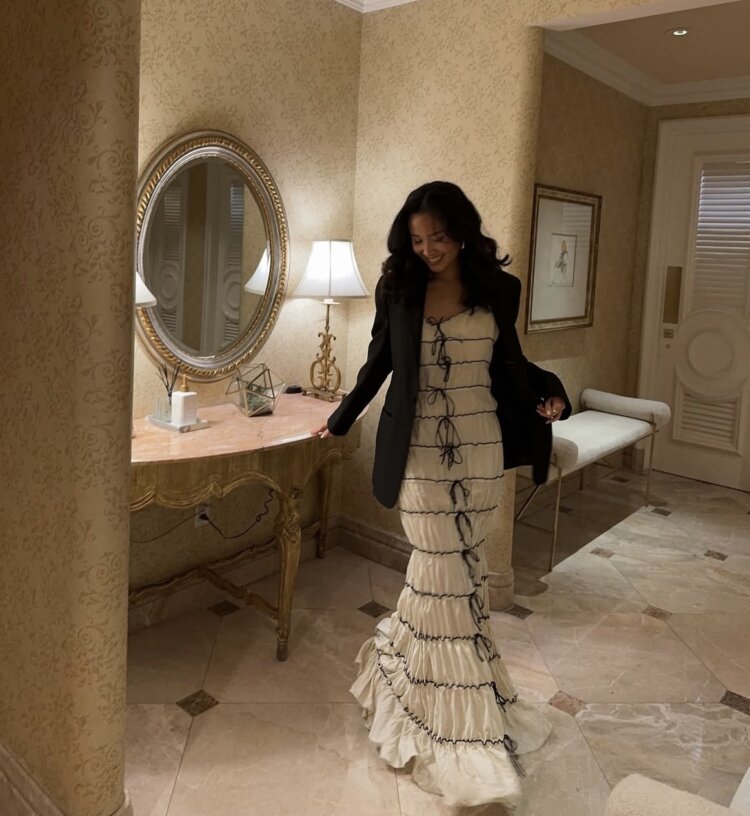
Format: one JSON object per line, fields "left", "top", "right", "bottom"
{"left": 312, "top": 424, "right": 331, "bottom": 439}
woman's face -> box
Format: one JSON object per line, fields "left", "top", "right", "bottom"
{"left": 409, "top": 212, "right": 461, "bottom": 277}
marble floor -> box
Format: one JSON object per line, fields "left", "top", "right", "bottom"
{"left": 126, "top": 469, "right": 750, "bottom": 816}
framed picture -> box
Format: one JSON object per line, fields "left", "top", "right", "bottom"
{"left": 526, "top": 184, "right": 601, "bottom": 333}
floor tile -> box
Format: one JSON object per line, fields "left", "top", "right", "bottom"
{"left": 203, "top": 608, "right": 375, "bottom": 703}
{"left": 577, "top": 703, "right": 750, "bottom": 806}
{"left": 167, "top": 703, "right": 401, "bottom": 816}
{"left": 609, "top": 547, "right": 750, "bottom": 615}
{"left": 490, "top": 613, "right": 558, "bottom": 703}
{"left": 526, "top": 612, "right": 726, "bottom": 703}
{"left": 515, "top": 551, "right": 646, "bottom": 616}
{"left": 176, "top": 690, "right": 218, "bottom": 717}
{"left": 369, "top": 560, "right": 407, "bottom": 610}
{"left": 668, "top": 614, "right": 750, "bottom": 698}
{"left": 722, "top": 691, "right": 750, "bottom": 717}
{"left": 127, "top": 609, "right": 220, "bottom": 704}
{"left": 359, "top": 600, "right": 390, "bottom": 618}
{"left": 125, "top": 704, "right": 192, "bottom": 816}
{"left": 245, "top": 546, "right": 373, "bottom": 611}
{"left": 548, "top": 691, "right": 587, "bottom": 717}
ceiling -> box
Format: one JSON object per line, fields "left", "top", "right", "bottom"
{"left": 578, "top": 0, "right": 750, "bottom": 84}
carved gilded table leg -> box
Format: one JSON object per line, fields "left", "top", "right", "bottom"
{"left": 275, "top": 488, "right": 302, "bottom": 661}
{"left": 316, "top": 461, "right": 334, "bottom": 559}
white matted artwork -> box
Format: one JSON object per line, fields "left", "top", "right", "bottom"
{"left": 526, "top": 185, "right": 601, "bottom": 332}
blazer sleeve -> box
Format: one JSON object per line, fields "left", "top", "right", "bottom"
{"left": 327, "top": 276, "right": 393, "bottom": 436}
{"left": 501, "top": 273, "right": 572, "bottom": 421}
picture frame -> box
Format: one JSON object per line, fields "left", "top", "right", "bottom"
{"left": 525, "top": 184, "right": 602, "bottom": 333}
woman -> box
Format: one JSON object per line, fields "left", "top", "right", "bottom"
{"left": 314, "top": 181, "right": 571, "bottom": 811}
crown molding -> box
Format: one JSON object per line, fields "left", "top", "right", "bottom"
{"left": 334, "top": 0, "right": 417, "bottom": 12}
{"left": 544, "top": 29, "right": 750, "bottom": 107}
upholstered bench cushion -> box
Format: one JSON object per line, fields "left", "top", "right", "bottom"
{"left": 581, "top": 388, "right": 671, "bottom": 429}
{"left": 517, "top": 411, "right": 654, "bottom": 483}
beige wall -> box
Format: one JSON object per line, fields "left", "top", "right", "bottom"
{"left": 534, "top": 54, "right": 647, "bottom": 405}
{"left": 0, "top": 1, "right": 139, "bottom": 814}
{"left": 338, "top": 0, "right": 714, "bottom": 548}
{"left": 130, "top": 0, "right": 362, "bottom": 595}
{"left": 134, "top": 0, "right": 362, "bottom": 418}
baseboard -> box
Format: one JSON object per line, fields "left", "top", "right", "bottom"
{"left": 128, "top": 520, "right": 335, "bottom": 632}
{"left": 337, "top": 515, "right": 410, "bottom": 573}
{"left": 0, "top": 740, "right": 132, "bottom": 816}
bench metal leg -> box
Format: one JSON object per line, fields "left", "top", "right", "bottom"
{"left": 549, "top": 465, "right": 563, "bottom": 572}
{"left": 515, "top": 483, "right": 543, "bottom": 522}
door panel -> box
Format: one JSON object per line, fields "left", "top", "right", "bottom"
{"left": 641, "top": 117, "right": 750, "bottom": 491}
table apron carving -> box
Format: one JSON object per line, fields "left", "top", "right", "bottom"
{"left": 130, "top": 397, "right": 362, "bottom": 661}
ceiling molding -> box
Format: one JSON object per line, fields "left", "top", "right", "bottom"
{"left": 544, "top": 29, "right": 750, "bottom": 107}
{"left": 334, "top": 0, "right": 417, "bottom": 12}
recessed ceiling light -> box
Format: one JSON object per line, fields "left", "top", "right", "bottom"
{"left": 669, "top": 27, "right": 689, "bottom": 36}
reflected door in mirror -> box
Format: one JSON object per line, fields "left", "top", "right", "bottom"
{"left": 144, "top": 158, "right": 267, "bottom": 357}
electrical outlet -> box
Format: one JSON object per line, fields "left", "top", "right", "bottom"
{"left": 194, "top": 504, "right": 210, "bottom": 528}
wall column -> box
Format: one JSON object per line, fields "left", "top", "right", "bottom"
{"left": 0, "top": 1, "right": 140, "bottom": 814}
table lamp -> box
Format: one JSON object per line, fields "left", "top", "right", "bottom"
{"left": 293, "top": 240, "right": 368, "bottom": 401}
{"left": 244, "top": 247, "right": 270, "bottom": 295}
{"left": 135, "top": 272, "right": 157, "bottom": 308}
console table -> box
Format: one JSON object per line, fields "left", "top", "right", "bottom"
{"left": 130, "top": 395, "right": 362, "bottom": 660}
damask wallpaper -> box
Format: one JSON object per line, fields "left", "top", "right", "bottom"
{"left": 133, "top": 0, "right": 362, "bottom": 419}
{"left": 533, "top": 54, "right": 647, "bottom": 403}
{"left": 2, "top": 1, "right": 731, "bottom": 814}
{"left": 0, "top": 1, "right": 139, "bottom": 814}
{"left": 130, "top": 0, "right": 362, "bottom": 596}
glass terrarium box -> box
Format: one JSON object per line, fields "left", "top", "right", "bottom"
{"left": 226, "top": 363, "right": 285, "bottom": 417}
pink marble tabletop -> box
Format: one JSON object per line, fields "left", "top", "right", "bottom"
{"left": 131, "top": 395, "right": 350, "bottom": 465}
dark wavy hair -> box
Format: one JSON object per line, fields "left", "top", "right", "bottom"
{"left": 381, "top": 181, "right": 510, "bottom": 307}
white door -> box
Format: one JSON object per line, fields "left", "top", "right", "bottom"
{"left": 640, "top": 117, "right": 750, "bottom": 492}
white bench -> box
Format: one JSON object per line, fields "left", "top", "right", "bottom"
{"left": 515, "top": 388, "right": 672, "bottom": 570}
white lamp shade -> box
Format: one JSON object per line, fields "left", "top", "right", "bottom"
{"left": 293, "top": 240, "right": 368, "bottom": 299}
{"left": 244, "top": 247, "right": 271, "bottom": 294}
{"left": 135, "top": 273, "right": 157, "bottom": 308}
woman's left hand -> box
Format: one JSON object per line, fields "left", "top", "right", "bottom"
{"left": 536, "top": 396, "right": 565, "bottom": 424}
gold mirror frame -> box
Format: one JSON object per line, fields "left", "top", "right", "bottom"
{"left": 135, "top": 130, "right": 288, "bottom": 381}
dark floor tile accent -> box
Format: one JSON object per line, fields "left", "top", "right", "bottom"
{"left": 358, "top": 600, "right": 390, "bottom": 618}
{"left": 208, "top": 600, "right": 241, "bottom": 617}
{"left": 643, "top": 605, "right": 671, "bottom": 621}
{"left": 177, "top": 690, "right": 219, "bottom": 717}
{"left": 591, "top": 547, "right": 614, "bottom": 559}
{"left": 651, "top": 507, "right": 672, "bottom": 516}
{"left": 549, "top": 691, "right": 587, "bottom": 717}
{"left": 559, "top": 506, "right": 573, "bottom": 514}
{"left": 705, "top": 550, "right": 728, "bottom": 561}
{"left": 611, "top": 476, "right": 630, "bottom": 484}
{"left": 721, "top": 690, "right": 750, "bottom": 717}
{"left": 506, "top": 603, "right": 534, "bottom": 620}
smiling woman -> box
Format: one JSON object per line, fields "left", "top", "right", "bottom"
{"left": 316, "top": 180, "right": 571, "bottom": 810}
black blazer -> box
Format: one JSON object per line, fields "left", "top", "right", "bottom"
{"left": 328, "top": 271, "right": 572, "bottom": 508}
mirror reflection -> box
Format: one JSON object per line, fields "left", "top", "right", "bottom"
{"left": 143, "top": 157, "right": 268, "bottom": 357}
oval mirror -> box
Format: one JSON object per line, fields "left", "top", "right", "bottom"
{"left": 135, "top": 131, "right": 288, "bottom": 381}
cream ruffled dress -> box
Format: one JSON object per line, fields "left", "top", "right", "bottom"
{"left": 350, "top": 307, "right": 551, "bottom": 811}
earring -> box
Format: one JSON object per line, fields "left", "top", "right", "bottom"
{"left": 460, "top": 242, "right": 465, "bottom": 250}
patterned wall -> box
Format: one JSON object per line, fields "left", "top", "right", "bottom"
{"left": 130, "top": 0, "right": 362, "bottom": 591}
{"left": 134, "top": 0, "right": 363, "bottom": 418}
{"left": 0, "top": 0, "right": 139, "bottom": 813}
{"left": 534, "top": 54, "right": 647, "bottom": 403}
{"left": 339, "top": 0, "right": 698, "bottom": 545}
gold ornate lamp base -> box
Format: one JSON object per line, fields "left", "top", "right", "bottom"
{"left": 305, "top": 299, "right": 346, "bottom": 402}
